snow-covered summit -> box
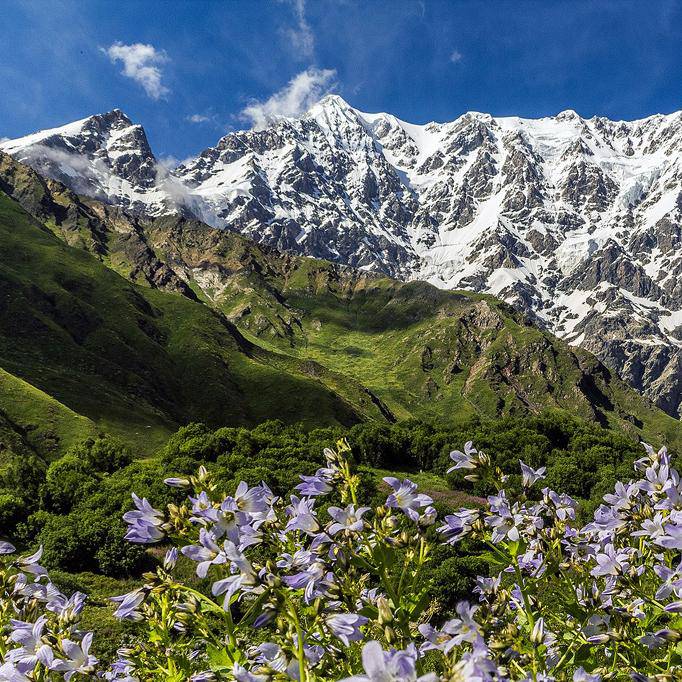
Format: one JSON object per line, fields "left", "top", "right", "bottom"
{"left": 0, "top": 109, "right": 180, "bottom": 214}
{"left": 5, "top": 97, "right": 682, "bottom": 414}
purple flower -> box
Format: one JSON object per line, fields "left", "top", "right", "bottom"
{"left": 0, "top": 541, "right": 16, "bottom": 554}
{"left": 641, "top": 464, "right": 670, "bottom": 494}
{"left": 233, "top": 481, "right": 270, "bottom": 517}
{"left": 46, "top": 590, "right": 87, "bottom": 618}
{"left": 211, "top": 542, "right": 258, "bottom": 608}
{"left": 285, "top": 496, "right": 320, "bottom": 535}
{"left": 111, "top": 588, "right": 146, "bottom": 621}
{"left": 447, "top": 441, "right": 478, "bottom": 473}
{"left": 449, "top": 637, "right": 500, "bottom": 681}
{"left": 383, "top": 477, "right": 433, "bottom": 521}
{"left": 296, "top": 468, "right": 334, "bottom": 497}
{"left": 438, "top": 509, "right": 479, "bottom": 544}
{"left": 632, "top": 513, "right": 666, "bottom": 541}
{"left": 544, "top": 489, "right": 577, "bottom": 521}
{"left": 655, "top": 519, "right": 682, "bottom": 551}
{"left": 340, "top": 641, "right": 436, "bottom": 682}
{"left": 590, "top": 544, "right": 629, "bottom": 577}
{"left": 48, "top": 633, "right": 98, "bottom": 680}
{"left": 520, "top": 460, "right": 546, "bottom": 488}
{"left": 6, "top": 617, "right": 53, "bottom": 674}
{"left": 163, "top": 547, "right": 178, "bottom": 570}
{"left": 123, "top": 494, "right": 165, "bottom": 544}
{"left": 327, "top": 504, "right": 370, "bottom": 535}
{"left": 654, "top": 562, "right": 682, "bottom": 600}
{"left": 326, "top": 613, "right": 368, "bottom": 646}
{"left": 485, "top": 503, "right": 526, "bottom": 543}
{"left": 17, "top": 546, "right": 47, "bottom": 576}
{"left": 181, "top": 528, "right": 227, "bottom": 578}
{"left": 0, "top": 663, "right": 32, "bottom": 682}
{"left": 419, "top": 602, "right": 481, "bottom": 653}
{"left": 230, "top": 662, "right": 266, "bottom": 682}
{"left": 283, "top": 562, "right": 334, "bottom": 603}
{"left": 418, "top": 506, "right": 437, "bottom": 527}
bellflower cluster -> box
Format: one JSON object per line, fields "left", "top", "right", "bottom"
{"left": 0, "top": 543, "right": 97, "bottom": 681}
{"left": 6, "top": 438, "right": 682, "bottom": 680}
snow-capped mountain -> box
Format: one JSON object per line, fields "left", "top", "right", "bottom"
{"left": 0, "top": 109, "right": 185, "bottom": 214}
{"left": 4, "top": 96, "right": 682, "bottom": 415}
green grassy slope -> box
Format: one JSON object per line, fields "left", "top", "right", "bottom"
{"left": 0, "top": 193, "right": 395, "bottom": 454}
{"left": 0, "top": 367, "right": 98, "bottom": 459}
{"left": 134, "top": 219, "right": 682, "bottom": 448}
{"left": 2, "top": 153, "right": 681, "bottom": 452}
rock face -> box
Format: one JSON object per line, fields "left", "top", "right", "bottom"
{"left": 0, "top": 110, "right": 183, "bottom": 215}
{"left": 5, "top": 98, "right": 682, "bottom": 416}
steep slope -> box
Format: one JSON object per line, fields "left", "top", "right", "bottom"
{"left": 4, "top": 101, "right": 682, "bottom": 416}
{"left": 0, "top": 189, "right": 396, "bottom": 453}
{"left": 2, "top": 154, "right": 680, "bottom": 450}
{"left": 0, "top": 367, "right": 98, "bottom": 459}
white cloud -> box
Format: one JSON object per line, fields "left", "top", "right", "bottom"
{"left": 283, "top": 0, "right": 314, "bottom": 58}
{"left": 187, "top": 114, "right": 210, "bottom": 124}
{"left": 241, "top": 68, "right": 337, "bottom": 130}
{"left": 103, "top": 42, "right": 169, "bottom": 100}
{"left": 450, "top": 49, "right": 463, "bottom": 63}
{"left": 0, "top": 137, "right": 9, "bottom": 144}
{"left": 157, "top": 154, "right": 195, "bottom": 171}
{"left": 157, "top": 155, "right": 181, "bottom": 170}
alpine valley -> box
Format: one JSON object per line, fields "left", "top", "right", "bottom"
{"left": 2, "top": 95, "right": 682, "bottom": 455}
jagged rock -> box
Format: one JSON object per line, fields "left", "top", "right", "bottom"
{"left": 6, "top": 99, "right": 682, "bottom": 416}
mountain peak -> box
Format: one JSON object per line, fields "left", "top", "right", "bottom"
{"left": 7, "top": 105, "right": 682, "bottom": 419}
{"left": 315, "top": 93, "right": 353, "bottom": 110}
{"left": 89, "top": 108, "right": 134, "bottom": 126}
{"left": 556, "top": 109, "right": 582, "bottom": 121}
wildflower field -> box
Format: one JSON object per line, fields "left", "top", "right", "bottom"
{"left": 2, "top": 415, "right": 682, "bottom": 680}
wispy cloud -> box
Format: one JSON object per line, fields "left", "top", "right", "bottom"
{"left": 102, "top": 42, "right": 170, "bottom": 100}
{"left": 450, "top": 49, "right": 463, "bottom": 63}
{"left": 241, "top": 67, "right": 337, "bottom": 130}
{"left": 157, "top": 154, "right": 195, "bottom": 170}
{"left": 282, "top": 0, "right": 315, "bottom": 59}
{"left": 187, "top": 114, "right": 210, "bottom": 123}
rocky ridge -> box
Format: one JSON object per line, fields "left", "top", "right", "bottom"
{"left": 4, "top": 98, "right": 682, "bottom": 415}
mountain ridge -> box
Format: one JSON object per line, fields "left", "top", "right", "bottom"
{"left": 1, "top": 152, "right": 680, "bottom": 456}
{"left": 4, "top": 99, "right": 682, "bottom": 416}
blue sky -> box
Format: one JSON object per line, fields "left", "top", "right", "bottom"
{"left": 2, "top": 0, "right": 681, "bottom": 161}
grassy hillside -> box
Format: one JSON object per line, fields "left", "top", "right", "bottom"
{"left": 0, "top": 367, "right": 98, "bottom": 459}
{"left": 0, "top": 192, "right": 396, "bottom": 454}
{"left": 1, "top": 153, "right": 681, "bottom": 453}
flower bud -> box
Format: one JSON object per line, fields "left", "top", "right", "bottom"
{"left": 531, "top": 617, "right": 545, "bottom": 645}
{"left": 164, "top": 477, "right": 190, "bottom": 488}
{"left": 385, "top": 515, "right": 399, "bottom": 530}
{"left": 384, "top": 625, "right": 396, "bottom": 644}
{"left": 377, "top": 596, "right": 393, "bottom": 624}
{"left": 654, "top": 629, "right": 681, "bottom": 642}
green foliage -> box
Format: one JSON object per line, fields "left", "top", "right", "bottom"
{"left": 4, "top": 412, "right": 653, "bottom": 581}
{"left": 428, "top": 550, "right": 489, "bottom": 617}
{"left": 67, "top": 435, "right": 133, "bottom": 473}
{"left": 2, "top": 172, "right": 682, "bottom": 461}
{"left": 0, "top": 492, "right": 22, "bottom": 530}
{"left": 0, "top": 191, "right": 380, "bottom": 458}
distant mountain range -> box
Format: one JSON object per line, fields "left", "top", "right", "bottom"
{"left": 1, "top": 151, "right": 680, "bottom": 460}
{"left": 4, "top": 97, "right": 682, "bottom": 417}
